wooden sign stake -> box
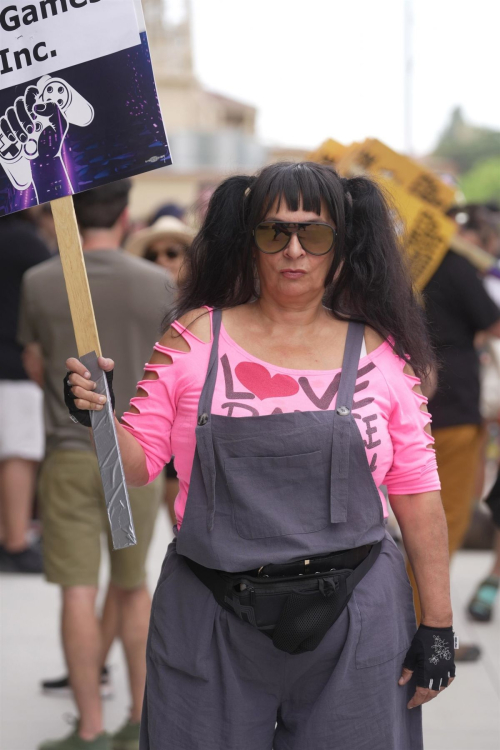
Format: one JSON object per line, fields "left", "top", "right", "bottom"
{"left": 51, "top": 196, "right": 101, "bottom": 357}
{"left": 51, "top": 195, "right": 137, "bottom": 550}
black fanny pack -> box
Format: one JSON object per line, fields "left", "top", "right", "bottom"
{"left": 184, "top": 541, "right": 382, "bottom": 655}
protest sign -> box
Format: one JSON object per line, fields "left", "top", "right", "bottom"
{"left": 307, "top": 139, "right": 347, "bottom": 167}
{"left": 377, "top": 176, "right": 456, "bottom": 290}
{"left": 336, "top": 138, "right": 456, "bottom": 213}
{"left": 0, "top": 0, "right": 172, "bottom": 549}
{"left": 0, "top": 0, "right": 171, "bottom": 215}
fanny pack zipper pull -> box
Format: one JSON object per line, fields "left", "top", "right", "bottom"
{"left": 318, "top": 578, "right": 339, "bottom": 598}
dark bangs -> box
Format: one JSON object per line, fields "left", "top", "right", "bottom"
{"left": 247, "top": 162, "right": 347, "bottom": 248}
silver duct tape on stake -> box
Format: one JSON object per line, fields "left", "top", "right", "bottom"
{"left": 80, "top": 352, "right": 137, "bottom": 550}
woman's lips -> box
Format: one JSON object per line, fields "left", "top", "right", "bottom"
{"left": 280, "top": 269, "right": 306, "bottom": 279}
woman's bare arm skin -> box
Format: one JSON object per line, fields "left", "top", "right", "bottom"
{"left": 390, "top": 490, "right": 452, "bottom": 627}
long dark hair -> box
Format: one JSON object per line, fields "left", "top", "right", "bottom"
{"left": 165, "top": 162, "right": 434, "bottom": 378}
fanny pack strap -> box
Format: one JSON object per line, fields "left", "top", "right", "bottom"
{"left": 185, "top": 541, "right": 382, "bottom": 652}
{"left": 345, "top": 539, "right": 381, "bottom": 594}
{"left": 185, "top": 556, "right": 230, "bottom": 610}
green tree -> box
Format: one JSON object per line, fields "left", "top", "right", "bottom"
{"left": 433, "top": 107, "right": 500, "bottom": 174}
{"left": 460, "top": 157, "right": 500, "bottom": 203}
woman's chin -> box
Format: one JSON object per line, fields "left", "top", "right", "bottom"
{"left": 276, "top": 278, "right": 313, "bottom": 295}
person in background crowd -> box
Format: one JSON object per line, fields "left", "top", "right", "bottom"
{"left": 408, "top": 206, "right": 500, "bottom": 660}
{"left": 477, "top": 468, "right": 500, "bottom": 615}
{"left": 456, "top": 205, "right": 500, "bottom": 622}
{"left": 18, "top": 181, "right": 174, "bottom": 750}
{"left": 35, "top": 204, "right": 59, "bottom": 255}
{"left": 147, "top": 202, "right": 185, "bottom": 226}
{"left": 125, "top": 216, "right": 195, "bottom": 524}
{"left": 125, "top": 215, "right": 195, "bottom": 285}
{"left": 469, "top": 465, "right": 500, "bottom": 621}
{"left": 0, "top": 212, "right": 50, "bottom": 574}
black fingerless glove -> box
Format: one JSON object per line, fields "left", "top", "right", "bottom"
{"left": 403, "top": 624, "right": 456, "bottom": 690}
{"left": 64, "top": 369, "right": 115, "bottom": 428}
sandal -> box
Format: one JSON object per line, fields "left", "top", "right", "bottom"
{"left": 467, "top": 575, "right": 499, "bottom": 623}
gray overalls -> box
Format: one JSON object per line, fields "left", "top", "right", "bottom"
{"left": 141, "top": 311, "right": 422, "bottom": 750}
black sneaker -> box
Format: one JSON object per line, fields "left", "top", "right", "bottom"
{"left": 41, "top": 666, "right": 113, "bottom": 699}
{"left": 0, "top": 543, "right": 43, "bottom": 573}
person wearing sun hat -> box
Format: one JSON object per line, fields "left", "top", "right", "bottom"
{"left": 125, "top": 216, "right": 196, "bottom": 284}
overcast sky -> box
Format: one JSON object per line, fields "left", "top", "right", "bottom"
{"left": 185, "top": 0, "right": 499, "bottom": 156}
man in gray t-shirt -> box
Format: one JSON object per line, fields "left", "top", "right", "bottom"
{"left": 18, "top": 180, "right": 175, "bottom": 750}
{"left": 19, "top": 238, "right": 173, "bottom": 454}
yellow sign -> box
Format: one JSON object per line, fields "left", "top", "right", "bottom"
{"left": 378, "top": 177, "right": 456, "bottom": 290}
{"left": 307, "top": 139, "right": 348, "bottom": 167}
{"left": 308, "top": 137, "right": 461, "bottom": 287}
{"left": 336, "top": 139, "right": 456, "bottom": 212}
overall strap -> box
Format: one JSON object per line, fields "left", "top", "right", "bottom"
{"left": 197, "top": 308, "right": 223, "bottom": 418}
{"left": 196, "top": 308, "right": 222, "bottom": 531}
{"left": 336, "top": 321, "right": 366, "bottom": 411}
{"left": 330, "top": 321, "right": 365, "bottom": 524}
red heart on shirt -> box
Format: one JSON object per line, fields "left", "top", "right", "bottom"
{"left": 235, "top": 362, "right": 299, "bottom": 400}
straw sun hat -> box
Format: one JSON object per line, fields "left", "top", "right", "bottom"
{"left": 125, "top": 216, "right": 196, "bottom": 257}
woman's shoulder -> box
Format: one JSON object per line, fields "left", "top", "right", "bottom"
{"left": 362, "top": 325, "right": 410, "bottom": 389}
{"left": 142, "top": 308, "right": 213, "bottom": 378}
{"left": 158, "top": 307, "right": 212, "bottom": 352}
{"left": 364, "top": 324, "right": 386, "bottom": 355}
{"left": 364, "top": 326, "right": 417, "bottom": 377}
{"left": 364, "top": 328, "right": 427, "bottom": 412}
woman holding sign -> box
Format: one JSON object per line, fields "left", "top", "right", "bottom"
{"left": 66, "top": 162, "right": 455, "bottom": 750}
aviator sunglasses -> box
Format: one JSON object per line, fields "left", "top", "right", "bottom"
{"left": 253, "top": 221, "right": 336, "bottom": 256}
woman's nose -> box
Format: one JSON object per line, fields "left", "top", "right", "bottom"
{"left": 283, "top": 234, "right": 305, "bottom": 258}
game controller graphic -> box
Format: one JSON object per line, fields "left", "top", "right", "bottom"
{"left": 37, "top": 76, "right": 94, "bottom": 127}
{"left": 0, "top": 76, "right": 94, "bottom": 197}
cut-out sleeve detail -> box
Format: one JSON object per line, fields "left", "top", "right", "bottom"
{"left": 382, "top": 355, "right": 441, "bottom": 496}
{"left": 120, "top": 317, "right": 212, "bottom": 484}
{"left": 121, "top": 365, "right": 176, "bottom": 481}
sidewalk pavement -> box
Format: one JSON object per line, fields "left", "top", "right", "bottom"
{"left": 1, "top": 508, "right": 499, "bottom": 750}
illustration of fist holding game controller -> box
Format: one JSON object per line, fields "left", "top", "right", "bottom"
{"left": 0, "top": 76, "right": 94, "bottom": 202}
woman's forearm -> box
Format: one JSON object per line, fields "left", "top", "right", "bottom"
{"left": 89, "top": 418, "right": 149, "bottom": 487}
{"left": 389, "top": 491, "right": 452, "bottom": 626}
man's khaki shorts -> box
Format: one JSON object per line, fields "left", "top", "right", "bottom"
{"left": 39, "top": 450, "right": 162, "bottom": 589}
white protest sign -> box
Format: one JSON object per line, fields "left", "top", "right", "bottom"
{"left": 0, "top": 0, "right": 140, "bottom": 89}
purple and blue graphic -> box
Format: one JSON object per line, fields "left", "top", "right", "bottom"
{"left": 0, "top": 33, "right": 171, "bottom": 216}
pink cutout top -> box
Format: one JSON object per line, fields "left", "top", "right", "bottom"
{"left": 122, "top": 309, "right": 441, "bottom": 526}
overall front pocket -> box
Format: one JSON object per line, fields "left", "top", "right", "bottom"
{"left": 224, "top": 450, "right": 330, "bottom": 539}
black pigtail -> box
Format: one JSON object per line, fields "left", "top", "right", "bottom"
{"left": 164, "top": 175, "right": 256, "bottom": 328}
{"left": 331, "top": 176, "right": 433, "bottom": 378}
